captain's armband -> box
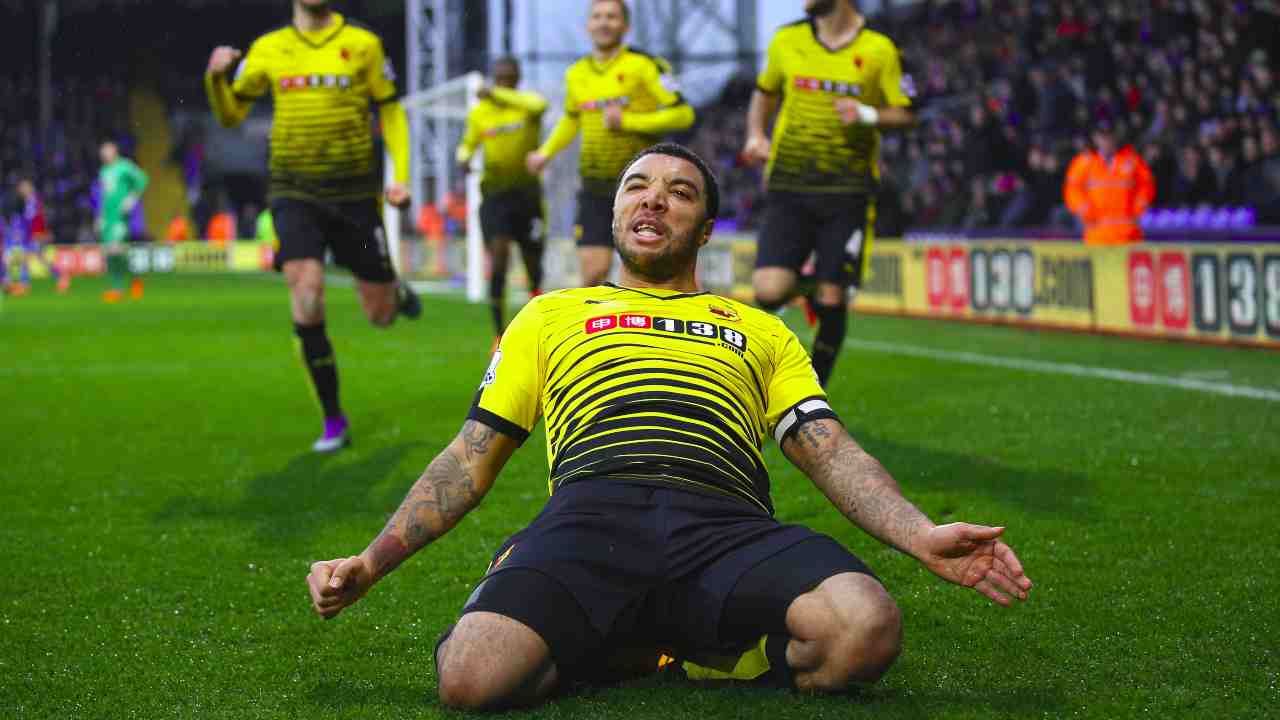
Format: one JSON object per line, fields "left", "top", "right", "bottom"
{"left": 773, "top": 398, "right": 840, "bottom": 445}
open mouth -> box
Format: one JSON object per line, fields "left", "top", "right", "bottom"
{"left": 630, "top": 218, "right": 668, "bottom": 241}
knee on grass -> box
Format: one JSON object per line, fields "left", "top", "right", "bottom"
{"left": 791, "top": 577, "right": 903, "bottom": 691}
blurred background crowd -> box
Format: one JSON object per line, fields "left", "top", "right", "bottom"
{"left": 3, "top": 0, "right": 1279, "bottom": 243}
{"left": 689, "top": 0, "right": 1280, "bottom": 236}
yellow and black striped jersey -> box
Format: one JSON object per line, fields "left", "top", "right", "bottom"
{"left": 469, "top": 283, "right": 834, "bottom": 515}
{"left": 538, "top": 47, "right": 695, "bottom": 195}
{"left": 758, "top": 19, "right": 914, "bottom": 194}
{"left": 218, "top": 14, "right": 400, "bottom": 201}
{"left": 457, "top": 87, "right": 548, "bottom": 195}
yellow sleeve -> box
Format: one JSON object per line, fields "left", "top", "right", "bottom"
{"left": 205, "top": 40, "right": 269, "bottom": 128}
{"left": 877, "top": 41, "right": 912, "bottom": 108}
{"left": 468, "top": 299, "right": 545, "bottom": 442}
{"left": 367, "top": 34, "right": 400, "bottom": 103}
{"left": 362, "top": 35, "right": 409, "bottom": 184}
{"left": 380, "top": 100, "right": 410, "bottom": 185}
{"left": 490, "top": 87, "right": 549, "bottom": 115}
{"left": 756, "top": 33, "right": 784, "bottom": 94}
{"left": 618, "top": 57, "right": 695, "bottom": 135}
{"left": 456, "top": 108, "right": 481, "bottom": 165}
{"left": 537, "top": 112, "right": 581, "bottom": 159}
{"left": 764, "top": 327, "right": 830, "bottom": 444}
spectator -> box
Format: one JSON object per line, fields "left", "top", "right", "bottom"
{"left": 1166, "top": 146, "right": 1216, "bottom": 207}
{"left": 165, "top": 215, "right": 192, "bottom": 243}
{"left": 207, "top": 209, "right": 236, "bottom": 245}
{"left": 1063, "top": 122, "right": 1154, "bottom": 245}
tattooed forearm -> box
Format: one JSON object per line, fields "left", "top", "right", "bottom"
{"left": 788, "top": 420, "right": 932, "bottom": 556}
{"left": 461, "top": 420, "right": 496, "bottom": 461}
{"left": 363, "top": 421, "right": 502, "bottom": 579}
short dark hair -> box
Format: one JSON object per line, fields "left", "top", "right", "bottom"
{"left": 591, "top": 0, "right": 630, "bottom": 23}
{"left": 618, "top": 143, "right": 720, "bottom": 222}
{"left": 492, "top": 56, "right": 520, "bottom": 72}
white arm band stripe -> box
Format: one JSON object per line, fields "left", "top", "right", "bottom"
{"left": 774, "top": 399, "right": 835, "bottom": 445}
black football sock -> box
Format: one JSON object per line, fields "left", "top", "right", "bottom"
{"left": 489, "top": 267, "right": 508, "bottom": 335}
{"left": 811, "top": 302, "right": 848, "bottom": 387}
{"left": 294, "top": 322, "right": 342, "bottom": 420}
{"left": 520, "top": 243, "right": 544, "bottom": 292}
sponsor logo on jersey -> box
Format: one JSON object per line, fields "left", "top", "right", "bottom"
{"left": 579, "top": 95, "right": 630, "bottom": 111}
{"left": 793, "top": 76, "right": 862, "bottom": 97}
{"left": 483, "top": 121, "right": 526, "bottom": 138}
{"left": 584, "top": 314, "right": 748, "bottom": 351}
{"left": 278, "top": 74, "right": 353, "bottom": 92}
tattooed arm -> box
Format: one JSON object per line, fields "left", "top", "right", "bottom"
{"left": 783, "top": 418, "right": 933, "bottom": 556}
{"left": 782, "top": 419, "right": 1033, "bottom": 606}
{"left": 306, "top": 420, "right": 519, "bottom": 619}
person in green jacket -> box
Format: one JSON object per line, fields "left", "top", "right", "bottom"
{"left": 98, "top": 140, "right": 149, "bottom": 302}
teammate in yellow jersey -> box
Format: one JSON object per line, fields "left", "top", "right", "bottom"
{"left": 525, "top": 0, "right": 695, "bottom": 287}
{"left": 457, "top": 57, "right": 548, "bottom": 342}
{"left": 743, "top": 0, "right": 918, "bottom": 387}
{"left": 307, "top": 143, "right": 1032, "bottom": 709}
{"left": 204, "top": 0, "right": 421, "bottom": 453}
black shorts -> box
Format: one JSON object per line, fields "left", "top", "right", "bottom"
{"left": 459, "top": 482, "right": 873, "bottom": 677}
{"left": 480, "top": 187, "right": 545, "bottom": 249}
{"left": 270, "top": 197, "right": 395, "bottom": 283}
{"left": 756, "top": 191, "right": 876, "bottom": 288}
{"left": 573, "top": 190, "right": 615, "bottom": 248}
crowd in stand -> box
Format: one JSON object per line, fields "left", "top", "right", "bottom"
{"left": 691, "top": 0, "right": 1280, "bottom": 235}
{"left": 0, "top": 75, "right": 135, "bottom": 244}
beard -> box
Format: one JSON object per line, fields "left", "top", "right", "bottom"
{"left": 805, "top": 0, "right": 838, "bottom": 18}
{"left": 615, "top": 225, "right": 703, "bottom": 282}
{"left": 299, "top": 0, "right": 332, "bottom": 14}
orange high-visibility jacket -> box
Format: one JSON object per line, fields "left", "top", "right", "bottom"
{"left": 1063, "top": 146, "right": 1155, "bottom": 245}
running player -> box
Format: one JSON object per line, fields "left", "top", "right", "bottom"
{"left": 3, "top": 179, "right": 67, "bottom": 295}
{"left": 204, "top": 0, "right": 421, "bottom": 452}
{"left": 457, "top": 57, "right": 548, "bottom": 343}
{"left": 97, "top": 141, "right": 149, "bottom": 303}
{"left": 525, "top": 0, "right": 694, "bottom": 287}
{"left": 743, "top": 0, "right": 917, "bottom": 387}
{"left": 307, "top": 144, "right": 1031, "bottom": 708}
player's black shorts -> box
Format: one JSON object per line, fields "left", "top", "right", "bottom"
{"left": 480, "top": 186, "right": 545, "bottom": 248}
{"left": 756, "top": 190, "right": 876, "bottom": 288}
{"left": 574, "top": 190, "right": 615, "bottom": 248}
{"left": 458, "top": 481, "right": 873, "bottom": 678}
{"left": 270, "top": 197, "right": 395, "bottom": 283}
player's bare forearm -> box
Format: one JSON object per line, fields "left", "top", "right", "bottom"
{"left": 746, "top": 90, "right": 779, "bottom": 140}
{"left": 359, "top": 420, "right": 515, "bottom": 580}
{"left": 875, "top": 106, "right": 918, "bottom": 129}
{"left": 783, "top": 419, "right": 933, "bottom": 557}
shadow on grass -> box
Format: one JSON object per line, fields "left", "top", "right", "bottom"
{"left": 308, "top": 679, "right": 432, "bottom": 711}
{"left": 849, "top": 430, "right": 1096, "bottom": 520}
{"left": 154, "top": 442, "right": 426, "bottom": 550}
{"left": 306, "top": 671, "right": 1067, "bottom": 717}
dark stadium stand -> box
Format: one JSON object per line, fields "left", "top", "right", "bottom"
{"left": 0, "top": 74, "right": 132, "bottom": 244}
{"left": 689, "top": 0, "right": 1280, "bottom": 236}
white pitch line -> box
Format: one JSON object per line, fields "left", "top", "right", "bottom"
{"left": 844, "top": 338, "right": 1280, "bottom": 403}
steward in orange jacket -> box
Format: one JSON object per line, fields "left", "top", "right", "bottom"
{"left": 1064, "top": 125, "right": 1155, "bottom": 245}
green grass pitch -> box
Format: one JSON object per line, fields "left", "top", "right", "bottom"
{"left": 3, "top": 273, "right": 1277, "bottom": 718}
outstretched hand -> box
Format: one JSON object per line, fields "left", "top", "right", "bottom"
{"left": 307, "top": 555, "right": 376, "bottom": 620}
{"left": 917, "top": 523, "right": 1032, "bottom": 606}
